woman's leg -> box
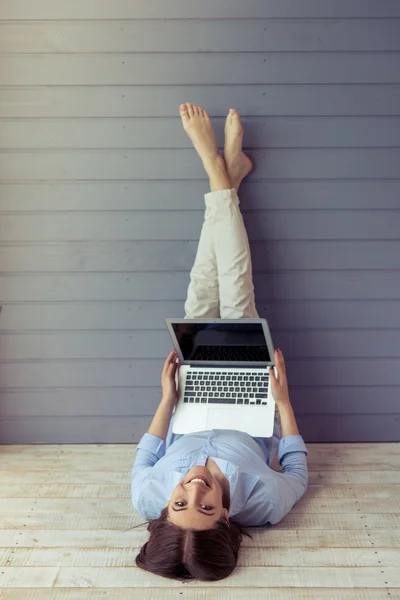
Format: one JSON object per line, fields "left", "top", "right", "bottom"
{"left": 183, "top": 190, "right": 221, "bottom": 320}
{"left": 206, "top": 187, "right": 259, "bottom": 319}
{"left": 180, "top": 102, "right": 232, "bottom": 320}
{"left": 209, "top": 109, "right": 258, "bottom": 320}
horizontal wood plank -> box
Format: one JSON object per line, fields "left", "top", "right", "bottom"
{"left": 1, "top": 386, "right": 399, "bottom": 418}
{"left": 2, "top": 117, "right": 400, "bottom": 149}
{"left": 1, "top": 241, "right": 400, "bottom": 272}
{"left": 0, "top": 272, "right": 398, "bottom": 302}
{"left": 1, "top": 181, "right": 399, "bottom": 211}
{"left": 1, "top": 546, "right": 399, "bottom": 568}
{"left": 1, "top": 54, "right": 400, "bottom": 86}
{"left": 1, "top": 358, "right": 400, "bottom": 386}
{"left": 2, "top": 20, "right": 400, "bottom": 53}
{"left": 0, "top": 590, "right": 395, "bottom": 600}
{"left": 2, "top": 211, "right": 399, "bottom": 242}
{"left": 0, "top": 565, "right": 396, "bottom": 588}
{"left": 0, "top": 300, "right": 398, "bottom": 331}
{"left": 1, "top": 0, "right": 399, "bottom": 19}
{"left": 0, "top": 527, "right": 394, "bottom": 549}
{"left": 1, "top": 329, "right": 399, "bottom": 360}
{"left": 1, "top": 149, "right": 400, "bottom": 181}
{"left": 1, "top": 85, "right": 399, "bottom": 118}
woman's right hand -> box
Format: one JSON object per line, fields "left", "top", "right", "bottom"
{"left": 269, "top": 348, "right": 290, "bottom": 406}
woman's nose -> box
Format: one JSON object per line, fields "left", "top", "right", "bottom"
{"left": 187, "top": 483, "right": 206, "bottom": 496}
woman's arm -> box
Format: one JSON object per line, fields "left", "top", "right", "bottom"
{"left": 144, "top": 348, "right": 181, "bottom": 440}
{"left": 131, "top": 395, "right": 176, "bottom": 514}
{"left": 146, "top": 396, "right": 175, "bottom": 440}
{"left": 278, "top": 398, "right": 300, "bottom": 437}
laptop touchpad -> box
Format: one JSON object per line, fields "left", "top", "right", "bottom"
{"left": 206, "top": 408, "right": 241, "bottom": 430}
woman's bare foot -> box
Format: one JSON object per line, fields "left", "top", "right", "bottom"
{"left": 180, "top": 103, "right": 224, "bottom": 173}
{"left": 224, "top": 109, "right": 253, "bottom": 192}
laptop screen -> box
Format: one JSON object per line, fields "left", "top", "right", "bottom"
{"left": 172, "top": 322, "right": 272, "bottom": 363}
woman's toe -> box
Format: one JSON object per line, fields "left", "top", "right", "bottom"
{"left": 179, "top": 104, "right": 189, "bottom": 124}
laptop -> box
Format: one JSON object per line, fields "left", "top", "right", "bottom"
{"left": 166, "top": 318, "right": 277, "bottom": 438}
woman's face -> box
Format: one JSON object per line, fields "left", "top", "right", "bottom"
{"left": 166, "top": 465, "right": 229, "bottom": 530}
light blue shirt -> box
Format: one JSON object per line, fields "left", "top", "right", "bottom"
{"left": 131, "top": 427, "right": 308, "bottom": 527}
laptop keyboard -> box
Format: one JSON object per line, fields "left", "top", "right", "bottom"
{"left": 193, "top": 345, "right": 269, "bottom": 361}
{"left": 183, "top": 370, "right": 269, "bottom": 406}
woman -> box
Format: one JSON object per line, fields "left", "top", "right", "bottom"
{"left": 131, "top": 103, "right": 308, "bottom": 581}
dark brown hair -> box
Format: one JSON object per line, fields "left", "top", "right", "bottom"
{"left": 135, "top": 507, "right": 252, "bottom": 581}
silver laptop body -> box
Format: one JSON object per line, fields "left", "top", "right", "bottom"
{"left": 166, "top": 318, "right": 277, "bottom": 438}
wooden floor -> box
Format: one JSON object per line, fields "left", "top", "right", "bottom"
{"left": 0, "top": 443, "right": 399, "bottom": 599}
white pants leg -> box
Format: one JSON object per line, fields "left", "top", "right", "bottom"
{"left": 183, "top": 191, "right": 220, "bottom": 319}
{"left": 184, "top": 187, "right": 258, "bottom": 320}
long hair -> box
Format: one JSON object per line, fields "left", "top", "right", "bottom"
{"left": 135, "top": 506, "right": 252, "bottom": 581}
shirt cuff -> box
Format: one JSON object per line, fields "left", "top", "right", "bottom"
{"left": 137, "top": 432, "right": 166, "bottom": 459}
{"left": 278, "top": 434, "right": 308, "bottom": 464}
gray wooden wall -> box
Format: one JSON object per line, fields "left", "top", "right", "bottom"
{"left": 0, "top": 0, "right": 399, "bottom": 443}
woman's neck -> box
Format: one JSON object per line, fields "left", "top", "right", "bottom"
{"left": 206, "top": 456, "right": 231, "bottom": 510}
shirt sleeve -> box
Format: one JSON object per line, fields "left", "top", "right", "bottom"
{"left": 268, "top": 434, "right": 308, "bottom": 524}
{"left": 131, "top": 433, "right": 166, "bottom": 515}
{"left": 133, "top": 433, "right": 166, "bottom": 471}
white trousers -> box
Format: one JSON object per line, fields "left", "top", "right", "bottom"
{"left": 184, "top": 188, "right": 259, "bottom": 321}
{"left": 165, "top": 188, "right": 281, "bottom": 459}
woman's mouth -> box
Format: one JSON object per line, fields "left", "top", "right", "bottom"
{"left": 188, "top": 477, "right": 208, "bottom": 487}
{"left": 184, "top": 472, "right": 211, "bottom": 487}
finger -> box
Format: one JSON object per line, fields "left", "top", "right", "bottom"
{"left": 170, "top": 353, "right": 179, "bottom": 366}
{"left": 276, "top": 349, "right": 286, "bottom": 369}
{"left": 163, "top": 353, "right": 173, "bottom": 373}
{"left": 162, "top": 350, "right": 176, "bottom": 374}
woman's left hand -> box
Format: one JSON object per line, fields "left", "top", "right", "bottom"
{"left": 161, "top": 349, "right": 181, "bottom": 406}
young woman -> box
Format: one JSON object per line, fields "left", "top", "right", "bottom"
{"left": 131, "top": 103, "right": 308, "bottom": 581}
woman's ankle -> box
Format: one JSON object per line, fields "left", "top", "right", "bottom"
{"left": 206, "top": 156, "right": 233, "bottom": 192}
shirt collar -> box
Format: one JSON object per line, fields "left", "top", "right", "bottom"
{"left": 210, "top": 456, "right": 260, "bottom": 517}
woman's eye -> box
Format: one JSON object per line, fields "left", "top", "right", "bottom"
{"left": 174, "top": 501, "right": 213, "bottom": 510}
